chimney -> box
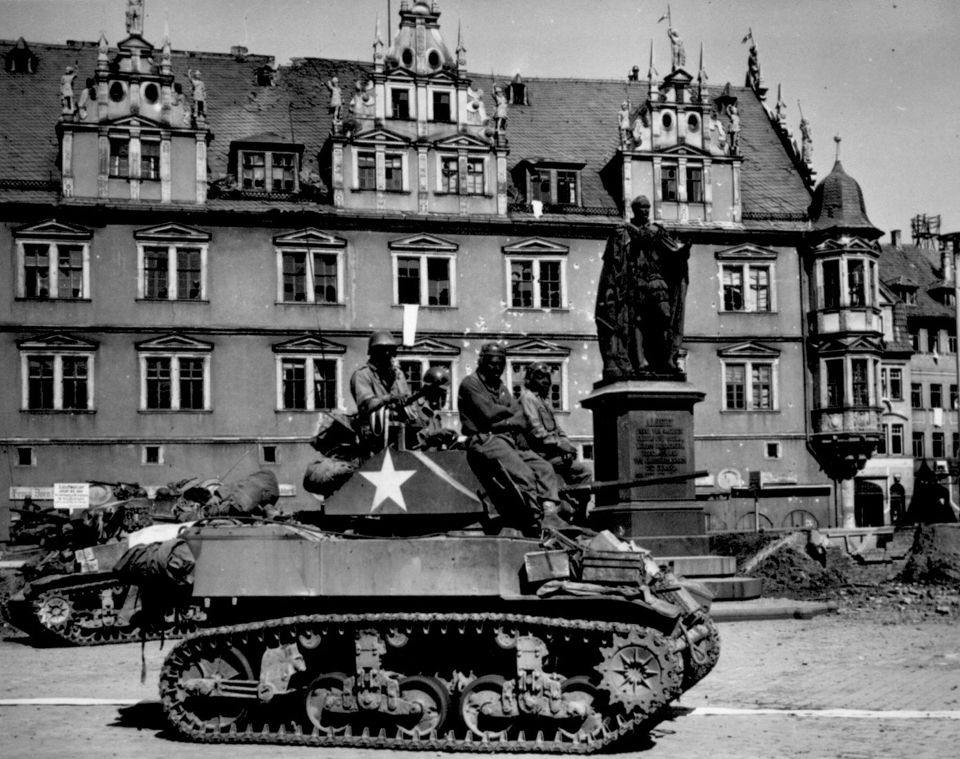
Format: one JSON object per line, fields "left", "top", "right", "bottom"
{"left": 890, "top": 229, "right": 901, "bottom": 247}
{"left": 231, "top": 45, "right": 249, "bottom": 59}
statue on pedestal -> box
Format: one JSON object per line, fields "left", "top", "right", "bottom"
{"left": 595, "top": 195, "right": 690, "bottom": 381}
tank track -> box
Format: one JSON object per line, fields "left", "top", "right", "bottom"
{"left": 160, "top": 610, "right": 717, "bottom": 753}
{"left": 28, "top": 577, "right": 203, "bottom": 646}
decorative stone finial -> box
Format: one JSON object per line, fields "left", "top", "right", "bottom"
{"left": 456, "top": 21, "right": 466, "bottom": 67}
{"left": 126, "top": 0, "right": 144, "bottom": 36}
{"left": 373, "top": 14, "right": 384, "bottom": 63}
{"left": 834, "top": 134, "right": 841, "bottom": 161}
{"left": 697, "top": 43, "right": 707, "bottom": 86}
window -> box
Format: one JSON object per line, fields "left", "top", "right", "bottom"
{"left": 912, "top": 432, "right": 925, "bottom": 459}
{"left": 440, "top": 156, "right": 458, "bottom": 193}
{"left": 432, "top": 90, "right": 451, "bottom": 121}
{"left": 18, "top": 241, "right": 89, "bottom": 300}
{"left": 109, "top": 138, "right": 129, "bottom": 177}
{"left": 141, "top": 141, "right": 160, "bottom": 180}
{"left": 952, "top": 384, "right": 958, "bottom": 410}
{"left": 877, "top": 426, "right": 887, "bottom": 455}
{"left": 395, "top": 254, "right": 452, "bottom": 306}
{"left": 390, "top": 88, "right": 411, "bottom": 119}
{"left": 527, "top": 167, "right": 581, "bottom": 206}
{"left": 280, "top": 249, "right": 342, "bottom": 304}
{"left": 384, "top": 153, "right": 404, "bottom": 191}
{"left": 851, "top": 359, "right": 870, "bottom": 406}
{"left": 465, "top": 158, "right": 485, "bottom": 195}
{"left": 141, "top": 246, "right": 204, "bottom": 300}
{"left": 933, "top": 432, "right": 945, "bottom": 459}
{"left": 399, "top": 358, "right": 455, "bottom": 410}
{"left": 21, "top": 353, "right": 93, "bottom": 411}
{"left": 910, "top": 330, "right": 921, "bottom": 352}
{"left": 881, "top": 367, "right": 903, "bottom": 401}
{"left": 661, "top": 164, "right": 678, "bottom": 201}
{"left": 278, "top": 356, "right": 340, "bottom": 411}
{"left": 556, "top": 171, "right": 577, "bottom": 205}
{"left": 142, "top": 445, "right": 163, "bottom": 465}
{"left": 930, "top": 384, "right": 943, "bottom": 409}
{"left": 954, "top": 432, "right": 959, "bottom": 458}
{"left": 509, "top": 361, "right": 564, "bottom": 410}
{"left": 16, "top": 447, "right": 35, "bottom": 467}
{"left": 928, "top": 329, "right": 941, "bottom": 354}
{"left": 848, "top": 259, "right": 865, "bottom": 306}
{"left": 140, "top": 354, "right": 210, "bottom": 411}
{"left": 950, "top": 331, "right": 958, "bottom": 354}
{"left": 722, "top": 360, "right": 777, "bottom": 411}
{"left": 240, "top": 150, "right": 298, "bottom": 191}
{"left": 721, "top": 264, "right": 772, "bottom": 312}
{"left": 259, "top": 444, "right": 279, "bottom": 465}
{"left": 357, "top": 151, "right": 376, "bottom": 190}
{"left": 911, "top": 383, "right": 923, "bottom": 408}
{"left": 890, "top": 424, "right": 904, "bottom": 455}
{"left": 822, "top": 260, "right": 841, "bottom": 309}
{"left": 826, "top": 359, "right": 844, "bottom": 407}
{"left": 509, "top": 258, "right": 564, "bottom": 308}
{"left": 686, "top": 166, "right": 704, "bottom": 203}
{"left": 764, "top": 442, "right": 781, "bottom": 459}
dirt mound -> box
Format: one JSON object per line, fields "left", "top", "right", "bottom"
{"left": 900, "top": 524, "right": 960, "bottom": 584}
{"left": 749, "top": 543, "right": 855, "bottom": 600}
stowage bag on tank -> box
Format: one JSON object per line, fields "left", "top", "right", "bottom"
{"left": 217, "top": 470, "right": 280, "bottom": 513}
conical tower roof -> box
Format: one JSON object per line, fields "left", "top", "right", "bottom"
{"left": 809, "top": 159, "right": 881, "bottom": 239}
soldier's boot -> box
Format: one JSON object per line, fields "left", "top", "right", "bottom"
{"left": 539, "top": 500, "right": 571, "bottom": 532}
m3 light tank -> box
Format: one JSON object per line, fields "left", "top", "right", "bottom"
{"left": 156, "top": 446, "right": 719, "bottom": 752}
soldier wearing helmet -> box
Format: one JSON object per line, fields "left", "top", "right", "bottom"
{"left": 458, "top": 342, "right": 567, "bottom": 533}
{"left": 519, "top": 362, "right": 594, "bottom": 520}
{"left": 350, "top": 330, "right": 417, "bottom": 452}
{"left": 409, "top": 366, "right": 460, "bottom": 450}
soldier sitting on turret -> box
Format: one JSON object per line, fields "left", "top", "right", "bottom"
{"left": 408, "top": 366, "right": 461, "bottom": 450}
{"left": 350, "top": 330, "right": 418, "bottom": 454}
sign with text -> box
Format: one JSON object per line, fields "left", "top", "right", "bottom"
{"left": 9, "top": 487, "right": 55, "bottom": 501}
{"left": 53, "top": 483, "right": 91, "bottom": 512}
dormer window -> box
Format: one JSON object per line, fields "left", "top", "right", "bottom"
{"left": 390, "top": 88, "right": 411, "bottom": 119}
{"left": 240, "top": 150, "right": 297, "bottom": 191}
{"left": 528, "top": 166, "right": 581, "bottom": 207}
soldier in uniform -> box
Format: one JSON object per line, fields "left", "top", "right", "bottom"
{"left": 518, "top": 362, "right": 593, "bottom": 519}
{"left": 409, "top": 366, "right": 460, "bottom": 450}
{"left": 350, "top": 330, "right": 417, "bottom": 453}
{"left": 458, "top": 343, "right": 567, "bottom": 532}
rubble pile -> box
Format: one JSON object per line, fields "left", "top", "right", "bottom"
{"left": 747, "top": 542, "right": 854, "bottom": 601}
{"left": 900, "top": 524, "right": 960, "bottom": 584}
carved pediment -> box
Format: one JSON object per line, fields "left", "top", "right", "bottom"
{"left": 14, "top": 219, "right": 92, "bottom": 240}
{"left": 106, "top": 115, "right": 163, "bottom": 130}
{"left": 397, "top": 338, "right": 461, "bottom": 356}
{"left": 717, "top": 341, "right": 781, "bottom": 359}
{"left": 811, "top": 335, "right": 885, "bottom": 355}
{"left": 507, "top": 338, "right": 570, "bottom": 357}
{"left": 136, "top": 333, "right": 214, "bottom": 353}
{"left": 714, "top": 243, "right": 778, "bottom": 260}
{"left": 388, "top": 233, "right": 458, "bottom": 252}
{"left": 273, "top": 228, "right": 347, "bottom": 248}
{"left": 434, "top": 133, "right": 493, "bottom": 151}
{"left": 134, "top": 222, "right": 211, "bottom": 242}
{"left": 17, "top": 333, "right": 99, "bottom": 351}
{"left": 351, "top": 128, "right": 411, "bottom": 147}
{"left": 272, "top": 335, "right": 347, "bottom": 354}
{"left": 502, "top": 237, "right": 569, "bottom": 256}
{"left": 659, "top": 143, "right": 713, "bottom": 158}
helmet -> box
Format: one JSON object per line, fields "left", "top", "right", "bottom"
{"left": 479, "top": 342, "right": 507, "bottom": 358}
{"left": 525, "top": 362, "right": 551, "bottom": 382}
{"left": 422, "top": 366, "right": 451, "bottom": 389}
{"left": 368, "top": 330, "right": 398, "bottom": 351}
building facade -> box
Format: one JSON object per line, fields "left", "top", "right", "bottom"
{"left": 4, "top": 1, "right": 950, "bottom": 530}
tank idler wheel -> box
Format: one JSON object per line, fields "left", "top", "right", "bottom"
{"left": 35, "top": 594, "right": 71, "bottom": 629}
{"left": 181, "top": 644, "right": 255, "bottom": 730}
{"left": 558, "top": 676, "right": 606, "bottom": 742}
{"left": 459, "top": 674, "right": 515, "bottom": 741}
{"left": 397, "top": 675, "right": 450, "bottom": 736}
{"left": 304, "top": 672, "right": 351, "bottom": 735}
{"left": 595, "top": 630, "right": 680, "bottom": 715}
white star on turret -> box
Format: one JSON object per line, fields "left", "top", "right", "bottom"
{"left": 360, "top": 449, "right": 417, "bottom": 512}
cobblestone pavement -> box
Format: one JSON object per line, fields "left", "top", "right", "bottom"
{"left": 1, "top": 612, "right": 958, "bottom": 758}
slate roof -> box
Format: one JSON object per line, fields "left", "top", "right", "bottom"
{"left": 0, "top": 38, "right": 812, "bottom": 230}
{"left": 809, "top": 160, "right": 881, "bottom": 238}
{"left": 880, "top": 241, "right": 954, "bottom": 321}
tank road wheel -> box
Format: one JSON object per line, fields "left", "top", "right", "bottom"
{"left": 460, "top": 674, "right": 514, "bottom": 741}
{"left": 681, "top": 619, "right": 720, "bottom": 690}
{"left": 35, "top": 594, "right": 71, "bottom": 630}
{"left": 595, "top": 630, "right": 681, "bottom": 717}
{"left": 304, "top": 672, "right": 351, "bottom": 735}
{"left": 180, "top": 644, "right": 255, "bottom": 731}
{"left": 559, "top": 676, "right": 606, "bottom": 741}
{"left": 398, "top": 675, "right": 450, "bottom": 736}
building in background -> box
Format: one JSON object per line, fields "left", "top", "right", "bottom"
{"left": 4, "top": 0, "right": 952, "bottom": 530}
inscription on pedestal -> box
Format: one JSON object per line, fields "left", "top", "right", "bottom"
{"left": 633, "top": 416, "right": 687, "bottom": 478}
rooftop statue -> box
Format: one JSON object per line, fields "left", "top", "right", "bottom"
{"left": 189, "top": 69, "right": 206, "bottom": 123}
{"left": 326, "top": 77, "right": 343, "bottom": 121}
{"left": 595, "top": 195, "right": 690, "bottom": 381}
{"left": 618, "top": 102, "right": 632, "bottom": 149}
{"left": 126, "top": 0, "right": 144, "bottom": 36}
{"left": 726, "top": 103, "right": 741, "bottom": 155}
{"left": 60, "top": 66, "right": 77, "bottom": 115}
{"left": 667, "top": 27, "right": 686, "bottom": 70}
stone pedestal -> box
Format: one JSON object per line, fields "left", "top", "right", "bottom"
{"left": 582, "top": 380, "right": 707, "bottom": 553}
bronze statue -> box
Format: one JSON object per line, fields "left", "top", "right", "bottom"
{"left": 595, "top": 195, "right": 690, "bottom": 381}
